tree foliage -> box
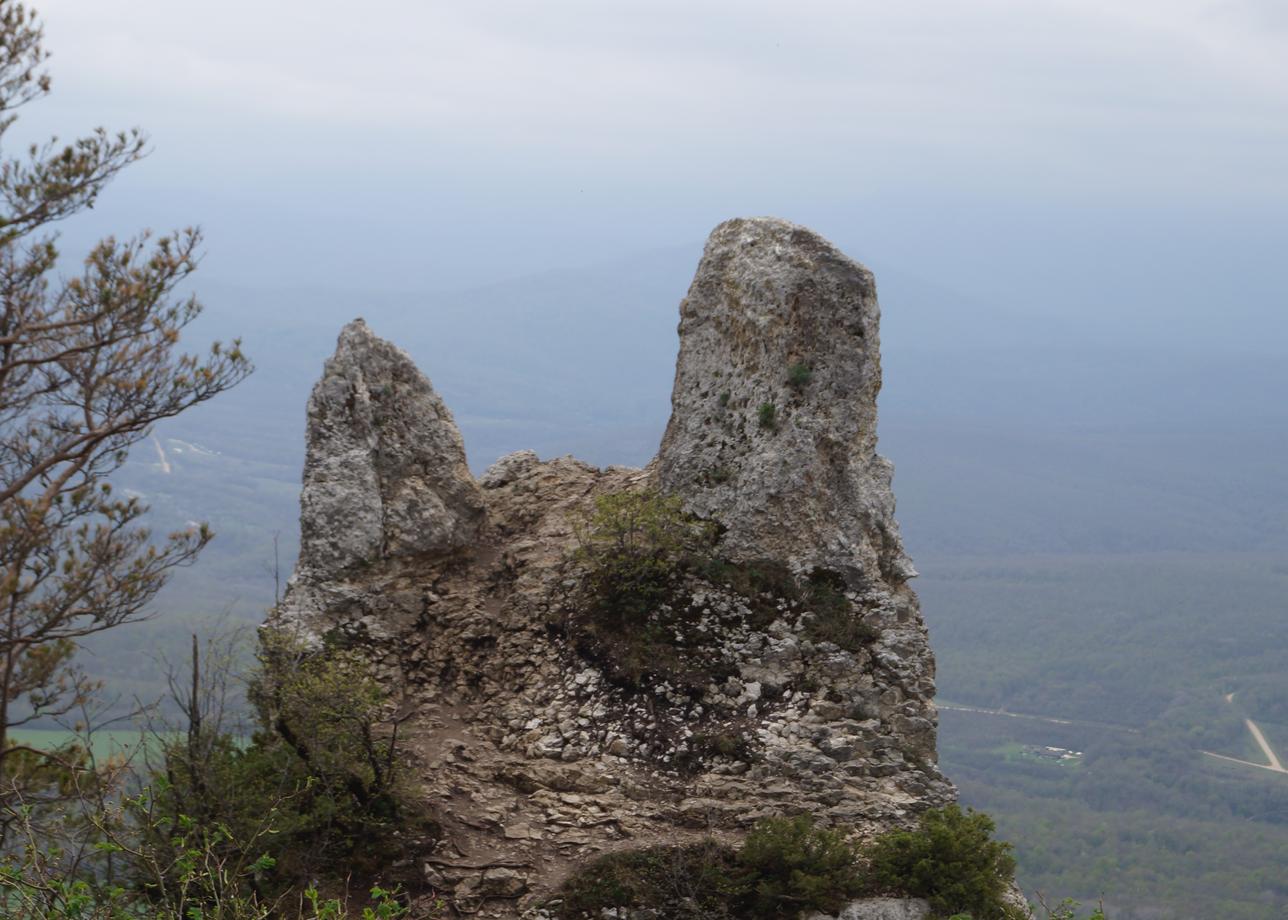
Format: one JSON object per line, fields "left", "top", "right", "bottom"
{"left": 0, "top": 1, "right": 250, "bottom": 801}
{"left": 0, "top": 632, "right": 429, "bottom": 918}
{"left": 142, "top": 631, "right": 426, "bottom": 892}
{"left": 558, "top": 815, "right": 866, "bottom": 920}
{"left": 867, "top": 805, "right": 1020, "bottom": 920}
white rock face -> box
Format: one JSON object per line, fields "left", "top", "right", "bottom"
{"left": 659, "top": 216, "right": 915, "bottom": 583}
{"left": 295, "top": 318, "right": 484, "bottom": 577}
{"left": 278, "top": 319, "right": 486, "bottom": 637}
{"left": 806, "top": 899, "right": 932, "bottom": 920}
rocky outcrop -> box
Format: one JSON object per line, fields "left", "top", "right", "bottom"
{"left": 269, "top": 218, "right": 953, "bottom": 917}
{"left": 297, "top": 317, "right": 483, "bottom": 575}
{"left": 807, "top": 900, "right": 931, "bottom": 920}
{"left": 279, "top": 318, "right": 484, "bottom": 635}
{"left": 659, "top": 217, "right": 914, "bottom": 584}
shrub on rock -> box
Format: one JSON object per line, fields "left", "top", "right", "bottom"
{"left": 865, "top": 805, "right": 1019, "bottom": 920}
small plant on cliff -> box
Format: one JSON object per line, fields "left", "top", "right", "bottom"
{"left": 865, "top": 805, "right": 1020, "bottom": 920}
{"left": 758, "top": 401, "right": 778, "bottom": 430}
{"left": 567, "top": 488, "right": 716, "bottom": 686}
{"left": 787, "top": 361, "right": 813, "bottom": 391}
{"left": 737, "top": 815, "right": 865, "bottom": 918}
{"left": 557, "top": 815, "right": 864, "bottom": 920}
{"left": 800, "top": 570, "right": 878, "bottom": 652}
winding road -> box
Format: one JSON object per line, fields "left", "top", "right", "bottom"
{"left": 152, "top": 434, "right": 172, "bottom": 474}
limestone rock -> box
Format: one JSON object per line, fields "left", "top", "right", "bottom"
{"left": 267, "top": 220, "right": 957, "bottom": 917}
{"left": 806, "top": 899, "right": 932, "bottom": 920}
{"left": 658, "top": 216, "right": 915, "bottom": 583}
{"left": 295, "top": 318, "right": 484, "bottom": 575}
{"left": 481, "top": 449, "right": 541, "bottom": 489}
{"left": 480, "top": 867, "right": 529, "bottom": 899}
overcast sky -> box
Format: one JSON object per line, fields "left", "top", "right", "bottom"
{"left": 23, "top": 0, "right": 1288, "bottom": 344}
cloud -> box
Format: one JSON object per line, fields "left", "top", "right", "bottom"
{"left": 25, "top": 0, "right": 1288, "bottom": 212}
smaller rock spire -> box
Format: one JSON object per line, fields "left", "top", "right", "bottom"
{"left": 295, "top": 318, "right": 484, "bottom": 576}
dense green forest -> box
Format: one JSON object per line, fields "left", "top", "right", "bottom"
{"left": 919, "top": 554, "right": 1288, "bottom": 919}
{"left": 941, "top": 711, "right": 1288, "bottom": 920}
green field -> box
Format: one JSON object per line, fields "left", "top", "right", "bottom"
{"left": 8, "top": 728, "right": 175, "bottom": 764}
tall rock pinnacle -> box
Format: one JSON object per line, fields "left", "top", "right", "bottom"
{"left": 659, "top": 217, "right": 915, "bottom": 583}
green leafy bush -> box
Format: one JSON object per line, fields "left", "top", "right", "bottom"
{"left": 1033, "top": 896, "right": 1108, "bottom": 920}
{"left": 737, "top": 815, "right": 864, "bottom": 918}
{"left": 0, "top": 786, "right": 415, "bottom": 920}
{"left": 865, "top": 805, "right": 1019, "bottom": 920}
{"left": 758, "top": 402, "right": 778, "bottom": 430}
{"left": 567, "top": 489, "right": 878, "bottom": 691}
{"left": 135, "top": 635, "right": 432, "bottom": 907}
{"left": 573, "top": 489, "right": 713, "bottom": 626}
{"left": 557, "top": 816, "right": 863, "bottom": 920}
{"left": 558, "top": 841, "right": 746, "bottom": 919}
{"left": 701, "top": 561, "right": 875, "bottom": 652}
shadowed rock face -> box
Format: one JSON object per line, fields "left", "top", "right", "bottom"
{"left": 270, "top": 220, "right": 952, "bottom": 917}
{"left": 659, "top": 217, "right": 915, "bottom": 584}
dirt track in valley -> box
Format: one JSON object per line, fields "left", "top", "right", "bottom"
{"left": 1200, "top": 696, "right": 1287, "bottom": 775}
{"left": 945, "top": 699, "right": 1288, "bottom": 777}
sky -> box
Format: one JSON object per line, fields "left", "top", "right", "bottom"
{"left": 20, "top": 0, "right": 1288, "bottom": 347}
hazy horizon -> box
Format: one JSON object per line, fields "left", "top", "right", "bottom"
{"left": 22, "top": 0, "right": 1287, "bottom": 359}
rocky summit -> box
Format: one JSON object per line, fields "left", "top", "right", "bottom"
{"left": 272, "top": 217, "right": 956, "bottom": 917}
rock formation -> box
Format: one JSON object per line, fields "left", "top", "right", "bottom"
{"left": 659, "top": 217, "right": 914, "bottom": 584}
{"left": 279, "top": 319, "right": 485, "bottom": 637}
{"left": 273, "top": 217, "right": 954, "bottom": 917}
{"left": 297, "top": 318, "right": 484, "bottom": 572}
